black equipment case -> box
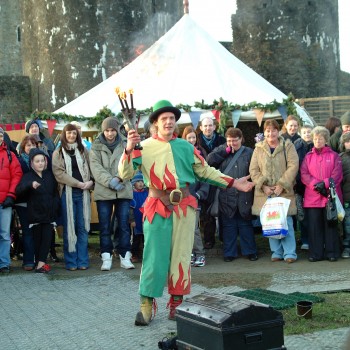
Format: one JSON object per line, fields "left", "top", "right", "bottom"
{"left": 176, "top": 292, "right": 285, "bottom": 350}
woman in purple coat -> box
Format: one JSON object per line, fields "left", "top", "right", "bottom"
{"left": 301, "top": 126, "right": 343, "bottom": 262}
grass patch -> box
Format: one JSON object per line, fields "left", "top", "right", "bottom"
{"left": 282, "top": 292, "right": 350, "bottom": 335}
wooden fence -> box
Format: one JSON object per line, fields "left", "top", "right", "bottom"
{"left": 299, "top": 96, "right": 350, "bottom": 126}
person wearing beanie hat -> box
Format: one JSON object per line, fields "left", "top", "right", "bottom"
{"left": 130, "top": 171, "right": 147, "bottom": 264}
{"left": 25, "top": 120, "right": 41, "bottom": 134}
{"left": 131, "top": 171, "right": 144, "bottom": 186}
{"left": 0, "top": 131, "right": 22, "bottom": 273}
{"left": 101, "top": 116, "right": 119, "bottom": 133}
{"left": 90, "top": 114, "right": 134, "bottom": 271}
{"left": 330, "top": 111, "right": 350, "bottom": 152}
{"left": 340, "top": 132, "right": 350, "bottom": 258}
{"left": 24, "top": 119, "right": 55, "bottom": 157}
{"left": 118, "top": 99, "right": 254, "bottom": 326}
{"left": 16, "top": 148, "right": 59, "bottom": 273}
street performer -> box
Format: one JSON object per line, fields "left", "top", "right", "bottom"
{"left": 118, "top": 100, "right": 254, "bottom": 326}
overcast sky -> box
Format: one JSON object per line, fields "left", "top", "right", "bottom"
{"left": 189, "top": 0, "right": 350, "bottom": 73}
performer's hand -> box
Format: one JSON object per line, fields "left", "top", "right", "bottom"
{"left": 232, "top": 175, "right": 255, "bottom": 192}
{"left": 126, "top": 129, "right": 141, "bottom": 154}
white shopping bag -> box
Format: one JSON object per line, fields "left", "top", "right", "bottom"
{"left": 260, "top": 197, "right": 291, "bottom": 239}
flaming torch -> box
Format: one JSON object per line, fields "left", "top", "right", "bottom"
{"left": 115, "top": 87, "right": 142, "bottom": 150}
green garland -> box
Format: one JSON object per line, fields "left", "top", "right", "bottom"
{"left": 28, "top": 93, "right": 297, "bottom": 134}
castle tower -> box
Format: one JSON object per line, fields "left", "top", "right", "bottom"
{"left": 20, "top": 0, "right": 183, "bottom": 112}
{"left": 0, "top": 0, "right": 32, "bottom": 121}
{"left": 231, "top": 0, "right": 341, "bottom": 98}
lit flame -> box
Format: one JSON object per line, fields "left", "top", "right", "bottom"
{"left": 129, "top": 88, "right": 134, "bottom": 94}
{"left": 120, "top": 91, "right": 127, "bottom": 100}
{"left": 115, "top": 87, "right": 120, "bottom": 95}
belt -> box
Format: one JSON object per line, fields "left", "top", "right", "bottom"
{"left": 149, "top": 187, "right": 190, "bottom": 209}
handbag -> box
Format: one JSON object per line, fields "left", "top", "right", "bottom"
{"left": 326, "top": 195, "right": 337, "bottom": 222}
{"left": 207, "top": 146, "right": 245, "bottom": 217}
{"left": 260, "top": 197, "right": 291, "bottom": 239}
{"left": 326, "top": 178, "right": 344, "bottom": 222}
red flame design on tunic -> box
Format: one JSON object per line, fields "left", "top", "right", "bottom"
{"left": 193, "top": 147, "right": 205, "bottom": 165}
{"left": 168, "top": 262, "right": 191, "bottom": 295}
{"left": 150, "top": 163, "right": 163, "bottom": 190}
{"left": 164, "top": 165, "right": 176, "bottom": 189}
{"left": 149, "top": 163, "right": 176, "bottom": 190}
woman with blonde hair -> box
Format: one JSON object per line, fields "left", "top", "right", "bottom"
{"left": 281, "top": 115, "right": 301, "bottom": 144}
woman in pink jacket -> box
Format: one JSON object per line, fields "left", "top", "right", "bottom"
{"left": 301, "top": 126, "right": 343, "bottom": 262}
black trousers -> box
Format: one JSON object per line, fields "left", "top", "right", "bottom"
{"left": 307, "top": 208, "right": 340, "bottom": 259}
{"left": 32, "top": 223, "right": 53, "bottom": 264}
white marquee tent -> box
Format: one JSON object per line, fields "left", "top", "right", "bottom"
{"left": 51, "top": 14, "right": 314, "bottom": 131}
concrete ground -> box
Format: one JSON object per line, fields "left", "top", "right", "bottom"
{"left": 2, "top": 241, "right": 350, "bottom": 350}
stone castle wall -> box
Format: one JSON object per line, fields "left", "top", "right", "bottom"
{"left": 231, "top": 0, "right": 350, "bottom": 98}
{"left": 0, "top": 76, "right": 31, "bottom": 122}
{"left": 20, "top": 0, "right": 183, "bottom": 112}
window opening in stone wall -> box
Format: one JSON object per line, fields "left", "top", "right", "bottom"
{"left": 263, "top": 3, "right": 267, "bottom": 8}
{"left": 17, "top": 25, "right": 21, "bottom": 42}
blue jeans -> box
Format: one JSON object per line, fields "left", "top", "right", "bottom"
{"left": 16, "top": 206, "right": 35, "bottom": 267}
{"left": 220, "top": 211, "right": 257, "bottom": 258}
{"left": 96, "top": 199, "right": 131, "bottom": 257}
{"left": 0, "top": 205, "right": 12, "bottom": 268}
{"left": 269, "top": 216, "right": 297, "bottom": 260}
{"left": 61, "top": 190, "right": 89, "bottom": 269}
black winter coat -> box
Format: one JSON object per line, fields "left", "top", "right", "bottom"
{"left": 197, "top": 132, "right": 226, "bottom": 155}
{"left": 340, "top": 150, "right": 350, "bottom": 202}
{"left": 207, "top": 145, "right": 254, "bottom": 220}
{"left": 294, "top": 138, "right": 313, "bottom": 195}
{"left": 16, "top": 169, "right": 59, "bottom": 224}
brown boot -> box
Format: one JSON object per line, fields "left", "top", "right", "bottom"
{"left": 167, "top": 295, "right": 183, "bottom": 321}
{"left": 135, "top": 296, "right": 156, "bottom": 326}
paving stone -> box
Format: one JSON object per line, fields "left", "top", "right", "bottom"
{"left": 1, "top": 269, "right": 349, "bottom": 349}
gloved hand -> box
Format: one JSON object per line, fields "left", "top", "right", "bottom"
{"left": 109, "top": 177, "right": 125, "bottom": 191}
{"left": 314, "top": 182, "right": 328, "bottom": 197}
{"left": 2, "top": 196, "right": 15, "bottom": 208}
{"left": 226, "top": 146, "right": 232, "bottom": 154}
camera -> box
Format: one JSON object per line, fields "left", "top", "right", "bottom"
{"left": 158, "top": 335, "right": 178, "bottom": 350}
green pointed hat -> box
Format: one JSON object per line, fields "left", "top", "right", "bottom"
{"left": 149, "top": 100, "right": 181, "bottom": 123}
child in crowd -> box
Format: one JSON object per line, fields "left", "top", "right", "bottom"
{"left": 294, "top": 125, "right": 314, "bottom": 250}
{"left": 339, "top": 132, "right": 350, "bottom": 258}
{"left": 182, "top": 126, "right": 208, "bottom": 267}
{"left": 16, "top": 148, "right": 59, "bottom": 273}
{"left": 130, "top": 171, "right": 148, "bottom": 263}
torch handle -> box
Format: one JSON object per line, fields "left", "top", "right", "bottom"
{"left": 123, "top": 109, "right": 143, "bottom": 150}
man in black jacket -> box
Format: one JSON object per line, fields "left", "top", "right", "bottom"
{"left": 197, "top": 115, "right": 226, "bottom": 249}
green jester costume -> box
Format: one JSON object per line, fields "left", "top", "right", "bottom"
{"left": 118, "top": 100, "right": 235, "bottom": 325}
